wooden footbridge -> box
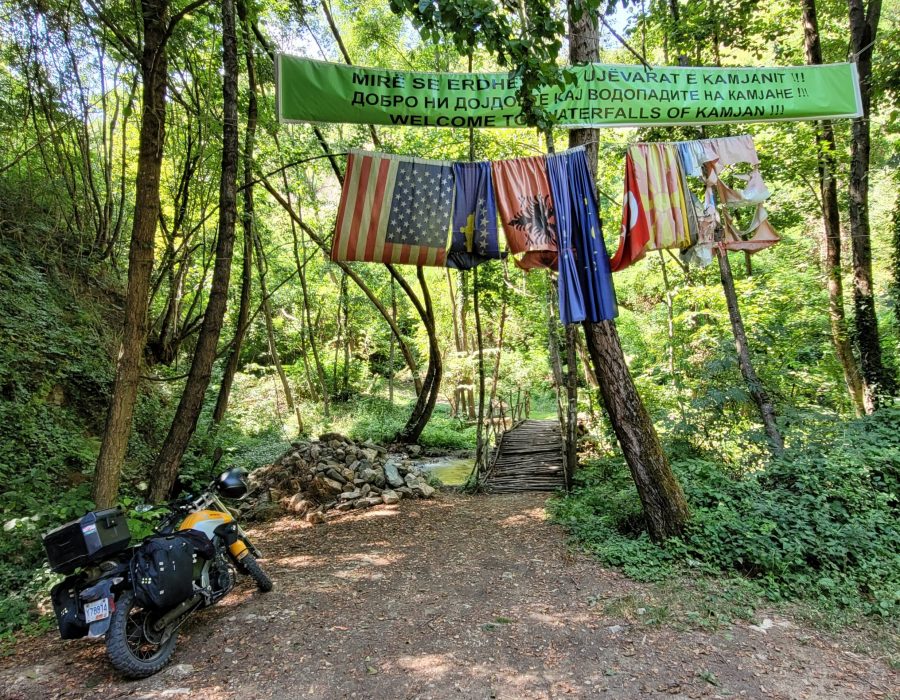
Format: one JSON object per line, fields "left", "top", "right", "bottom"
{"left": 480, "top": 419, "right": 567, "bottom": 492}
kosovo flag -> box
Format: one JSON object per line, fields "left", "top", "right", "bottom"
{"left": 447, "top": 162, "right": 502, "bottom": 270}
{"left": 331, "top": 150, "right": 454, "bottom": 267}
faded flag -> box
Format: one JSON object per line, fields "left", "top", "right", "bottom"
{"left": 331, "top": 150, "right": 454, "bottom": 267}
{"left": 447, "top": 161, "right": 502, "bottom": 270}
{"left": 609, "top": 150, "right": 651, "bottom": 271}
{"left": 492, "top": 156, "right": 558, "bottom": 270}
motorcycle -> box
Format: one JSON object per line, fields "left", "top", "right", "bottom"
{"left": 42, "top": 468, "right": 272, "bottom": 678}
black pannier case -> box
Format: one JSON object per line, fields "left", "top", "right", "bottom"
{"left": 50, "top": 575, "right": 89, "bottom": 639}
{"left": 43, "top": 508, "right": 132, "bottom": 574}
{"left": 131, "top": 535, "right": 196, "bottom": 610}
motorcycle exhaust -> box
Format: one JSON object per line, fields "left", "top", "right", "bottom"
{"left": 152, "top": 594, "right": 202, "bottom": 632}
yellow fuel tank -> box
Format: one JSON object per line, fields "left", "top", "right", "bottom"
{"left": 178, "top": 510, "right": 247, "bottom": 559}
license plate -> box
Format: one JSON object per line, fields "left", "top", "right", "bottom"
{"left": 84, "top": 597, "right": 111, "bottom": 623}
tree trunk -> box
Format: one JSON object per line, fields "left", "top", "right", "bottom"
{"left": 254, "top": 233, "right": 302, "bottom": 433}
{"left": 545, "top": 283, "right": 568, "bottom": 482}
{"left": 715, "top": 243, "right": 785, "bottom": 452}
{"left": 211, "top": 225, "right": 252, "bottom": 426}
{"left": 848, "top": 0, "right": 893, "bottom": 410}
{"left": 342, "top": 275, "right": 351, "bottom": 396}
{"left": 574, "top": 328, "right": 598, "bottom": 389}
{"left": 297, "top": 242, "right": 330, "bottom": 417}
{"left": 582, "top": 321, "right": 690, "bottom": 540}
{"left": 473, "top": 266, "right": 487, "bottom": 470}
{"left": 892, "top": 181, "right": 900, "bottom": 331}
{"left": 92, "top": 0, "right": 170, "bottom": 508}
{"left": 392, "top": 267, "right": 442, "bottom": 444}
{"left": 569, "top": 2, "right": 689, "bottom": 540}
{"left": 149, "top": 0, "right": 239, "bottom": 502}
{"left": 389, "top": 278, "right": 396, "bottom": 403}
{"left": 801, "top": 0, "right": 866, "bottom": 416}
{"left": 564, "top": 324, "right": 578, "bottom": 490}
{"left": 212, "top": 0, "right": 256, "bottom": 426}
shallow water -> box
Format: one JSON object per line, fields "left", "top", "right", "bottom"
{"left": 416, "top": 456, "right": 474, "bottom": 486}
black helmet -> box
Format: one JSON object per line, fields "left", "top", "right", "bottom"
{"left": 216, "top": 468, "right": 248, "bottom": 498}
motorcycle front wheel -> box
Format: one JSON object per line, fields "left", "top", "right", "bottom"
{"left": 239, "top": 553, "right": 273, "bottom": 592}
{"left": 106, "top": 590, "right": 178, "bottom": 678}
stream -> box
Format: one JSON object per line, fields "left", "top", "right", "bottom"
{"left": 414, "top": 456, "right": 474, "bottom": 486}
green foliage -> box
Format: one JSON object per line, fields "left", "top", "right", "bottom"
{"left": 552, "top": 409, "right": 900, "bottom": 618}
{"left": 338, "top": 395, "right": 476, "bottom": 450}
{"left": 388, "top": 0, "right": 568, "bottom": 129}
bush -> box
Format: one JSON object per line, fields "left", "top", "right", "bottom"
{"left": 551, "top": 408, "right": 900, "bottom": 617}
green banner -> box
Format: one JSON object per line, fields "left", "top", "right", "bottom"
{"left": 277, "top": 55, "right": 862, "bottom": 129}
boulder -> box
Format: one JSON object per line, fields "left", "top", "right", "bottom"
{"left": 413, "top": 482, "right": 436, "bottom": 498}
{"left": 381, "top": 490, "right": 400, "bottom": 505}
{"left": 361, "top": 468, "right": 385, "bottom": 488}
{"left": 384, "top": 462, "right": 405, "bottom": 488}
{"left": 308, "top": 475, "right": 344, "bottom": 501}
{"left": 286, "top": 495, "right": 314, "bottom": 514}
{"left": 325, "top": 468, "right": 347, "bottom": 484}
{"left": 339, "top": 489, "right": 361, "bottom": 501}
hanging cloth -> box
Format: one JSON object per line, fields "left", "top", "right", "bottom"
{"left": 610, "top": 143, "right": 693, "bottom": 271}
{"left": 546, "top": 151, "right": 586, "bottom": 324}
{"left": 563, "top": 148, "right": 618, "bottom": 322}
{"left": 609, "top": 149, "right": 651, "bottom": 271}
{"left": 492, "top": 155, "right": 558, "bottom": 270}
{"left": 331, "top": 150, "right": 453, "bottom": 267}
{"left": 447, "top": 161, "right": 503, "bottom": 270}
{"left": 701, "top": 135, "right": 780, "bottom": 254}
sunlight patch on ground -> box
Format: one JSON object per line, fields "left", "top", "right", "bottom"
{"left": 247, "top": 517, "right": 311, "bottom": 536}
{"left": 497, "top": 506, "right": 548, "bottom": 528}
{"left": 272, "top": 550, "right": 403, "bottom": 571}
{"left": 524, "top": 609, "right": 593, "bottom": 628}
{"left": 339, "top": 505, "right": 402, "bottom": 521}
{"left": 393, "top": 653, "right": 454, "bottom": 679}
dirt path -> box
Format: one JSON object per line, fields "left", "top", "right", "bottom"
{"left": 1, "top": 493, "right": 896, "bottom": 699}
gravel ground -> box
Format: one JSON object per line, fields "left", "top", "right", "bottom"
{"left": 1, "top": 492, "right": 896, "bottom": 699}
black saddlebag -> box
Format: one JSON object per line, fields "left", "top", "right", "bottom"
{"left": 50, "top": 575, "right": 88, "bottom": 639}
{"left": 130, "top": 535, "right": 196, "bottom": 610}
{"left": 173, "top": 528, "right": 216, "bottom": 560}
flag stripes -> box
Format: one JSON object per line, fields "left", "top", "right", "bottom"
{"left": 331, "top": 150, "right": 451, "bottom": 267}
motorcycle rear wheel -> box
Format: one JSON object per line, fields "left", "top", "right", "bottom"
{"left": 106, "top": 590, "right": 178, "bottom": 678}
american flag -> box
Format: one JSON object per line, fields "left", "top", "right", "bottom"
{"left": 331, "top": 150, "right": 454, "bottom": 267}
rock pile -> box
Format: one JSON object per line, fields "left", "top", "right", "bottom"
{"left": 244, "top": 433, "right": 436, "bottom": 522}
